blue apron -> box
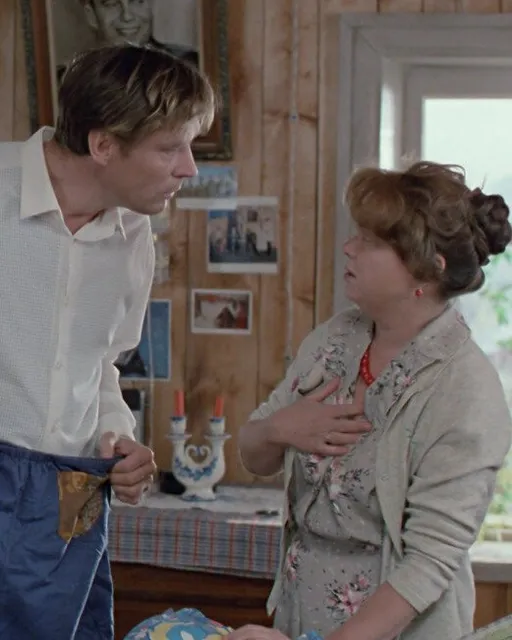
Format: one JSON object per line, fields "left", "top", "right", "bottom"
{"left": 0, "top": 441, "right": 117, "bottom": 639}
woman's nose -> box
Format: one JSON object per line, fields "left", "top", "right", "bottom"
{"left": 344, "top": 237, "right": 355, "bottom": 257}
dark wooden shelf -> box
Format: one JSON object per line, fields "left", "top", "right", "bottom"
{"left": 113, "top": 563, "right": 273, "bottom": 639}
{"left": 113, "top": 562, "right": 512, "bottom": 639}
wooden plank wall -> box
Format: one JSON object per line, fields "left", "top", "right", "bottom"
{"left": 0, "top": 0, "right": 31, "bottom": 142}
{"left": 0, "top": 0, "right": 507, "bottom": 483}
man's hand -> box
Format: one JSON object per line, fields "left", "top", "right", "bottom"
{"left": 99, "top": 432, "right": 156, "bottom": 505}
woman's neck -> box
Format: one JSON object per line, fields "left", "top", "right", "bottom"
{"left": 372, "top": 299, "right": 448, "bottom": 352}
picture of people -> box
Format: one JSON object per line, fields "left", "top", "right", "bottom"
{"left": 207, "top": 198, "right": 279, "bottom": 274}
{"left": 177, "top": 164, "right": 238, "bottom": 201}
{"left": 191, "top": 289, "right": 252, "bottom": 335}
{"left": 48, "top": 0, "right": 199, "bottom": 99}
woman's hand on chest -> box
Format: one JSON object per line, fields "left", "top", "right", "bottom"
{"left": 273, "top": 378, "right": 372, "bottom": 457}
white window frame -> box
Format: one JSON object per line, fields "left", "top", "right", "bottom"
{"left": 334, "top": 13, "right": 512, "bottom": 313}
{"left": 402, "top": 66, "right": 512, "bottom": 160}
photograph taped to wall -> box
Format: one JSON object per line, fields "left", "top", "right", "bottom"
{"left": 191, "top": 289, "right": 252, "bottom": 335}
{"left": 207, "top": 197, "right": 279, "bottom": 274}
{"left": 22, "top": 0, "right": 232, "bottom": 159}
{"left": 178, "top": 164, "right": 238, "bottom": 200}
{"left": 115, "top": 299, "right": 171, "bottom": 380}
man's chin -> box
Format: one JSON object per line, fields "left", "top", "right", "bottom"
{"left": 133, "top": 202, "right": 168, "bottom": 216}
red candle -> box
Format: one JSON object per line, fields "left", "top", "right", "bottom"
{"left": 174, "top": 390, "right": 185, "bottom": 417}
{"left": 213, "top": 396, "right": 224, "bottom": 418}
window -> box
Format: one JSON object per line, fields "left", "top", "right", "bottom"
{"left": 401, "top": 66, "right": 512, "bottom": 538}
{"left": 338, "top": 13, "right": 512, "bottom": 545}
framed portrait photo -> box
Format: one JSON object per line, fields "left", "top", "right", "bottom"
{"left": 21, "top": 0, "right": 232, "bottom": 160}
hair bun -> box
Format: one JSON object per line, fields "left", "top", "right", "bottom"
{"left": 469, "top": 188, "right": 512, "bottom": 265}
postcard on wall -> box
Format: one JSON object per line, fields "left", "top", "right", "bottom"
{"left": 115, "top": 299, "right": 171, "bottom": 380}
{"left": 190, "top": 289, "right": 252, "bottom": 335}
{"left": 176, "top": 164, "right": 238, "bottom": 209}
{"left": 207, "top": 196, "right": 279, "bottom": 274}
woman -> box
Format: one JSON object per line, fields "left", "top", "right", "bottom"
{"left": 232, "top": 162, "right": 512, "bottom": 640}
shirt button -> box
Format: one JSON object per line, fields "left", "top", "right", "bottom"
{"left": 51, "top": 421, "right": 61, "bottom": 433}
{"left": 55, "top": 361, "right": 62, "bottom": 370}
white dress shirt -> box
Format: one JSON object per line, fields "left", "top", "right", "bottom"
{"left": 0, "top": 128, "right": 155, "bottom": 456}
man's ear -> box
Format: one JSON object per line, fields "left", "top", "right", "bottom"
{"left": 88, "top": 130, "right": 118, "bottom": 166}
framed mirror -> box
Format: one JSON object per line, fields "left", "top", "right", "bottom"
{"left": 21, "top": 0, "right": 232, "bottom": 160}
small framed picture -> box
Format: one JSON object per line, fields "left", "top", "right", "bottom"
{"left": 115, "top": 299, "right": 171, "bottom": 380}
{"left": 190, "top": 289, "right": 252, "bottom": 335}
{"left": 178, "top": 164, "right": 238, "bottom": 199}
{"left": 207, "top": 197, "right": 278, "bottom": 274}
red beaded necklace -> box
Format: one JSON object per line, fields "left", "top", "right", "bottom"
{"left": 359, "top": 345, "right": 376, "bottom": 387}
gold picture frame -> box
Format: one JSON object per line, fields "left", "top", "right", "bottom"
{"left": 21, "top": 0, "right": 232, "bottom": 160}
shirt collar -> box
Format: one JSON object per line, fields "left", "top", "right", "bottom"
{"left": 340, "top": 302, "right": 470, "bottom": 363}
{"left": 20, "top": 127, "right": 126, "bottom": 240}
{"left": 79, "top": 208, "right": 127, "bottom": 242}
{"left": 20, "top": 127, "right": 60, "bottom": 220}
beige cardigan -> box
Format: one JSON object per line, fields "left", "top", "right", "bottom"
{"left": 249, "top": 306, "right": 512, "bottom": 640}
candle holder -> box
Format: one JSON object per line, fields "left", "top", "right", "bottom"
{"left": 167, "top": 415, "right": 231, "bottom": 501}
{"left": 208, "top": 416, "right": 225, "bottom": 436}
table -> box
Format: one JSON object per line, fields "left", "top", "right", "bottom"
{"left": 110, "top": 487, "right": 282, "bottom": 638}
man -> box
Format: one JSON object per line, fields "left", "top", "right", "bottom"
{"left": 0, "top": 44, "right": 214, "bottom": 638}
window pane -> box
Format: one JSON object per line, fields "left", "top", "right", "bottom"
{"left": 379, "top": 83, "right": 396, "bottom": 170}
{"left": 423, "top": 98, "right": 512, "bottom": 521}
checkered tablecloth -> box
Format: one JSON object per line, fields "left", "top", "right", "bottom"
{"left": 108, "top": 487, "right": 282, "bottom": 579}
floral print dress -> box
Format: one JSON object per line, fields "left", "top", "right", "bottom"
{"left": 273, "top": 381, "right": 385, "bottom": 638}
{"left": 260, "top": 306, "right": 483, "bottom": 640}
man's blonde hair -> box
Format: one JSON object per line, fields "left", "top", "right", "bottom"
{"left": 54, "top": 44, "right": 216, "bottom": 154}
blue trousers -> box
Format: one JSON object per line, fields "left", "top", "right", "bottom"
{"left": 0, "top": 441, "right": 116, "bottom": 639}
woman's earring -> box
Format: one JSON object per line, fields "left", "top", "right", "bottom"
{"left": 414, "top": 287, "right": 424, "bottom": 298}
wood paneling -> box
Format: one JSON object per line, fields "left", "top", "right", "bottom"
{"left": 258, "top": 0, "right": 292, "bottom": 429}
{"left": 2, "top": 0, "right": 511, "bottom": 483}
{"left": 13, "top": 1, "right": 30, "bottom": 141}
{"left": 379, "top": 0, "right": 423, "bottom": 11}
{"left": 459, "top": 0, "right": 502, "bottom": 11}
{"left": 325, "top": 0, "right": 378, "bottom": 11}
{"left": 474, "top": 582, "right": 512, "bottom": 629}
{"left": 0, "top": 0, "right": 16, "bottom": 141}
{"left": 422, "top": 0, "right": 459, "bottom": 12}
